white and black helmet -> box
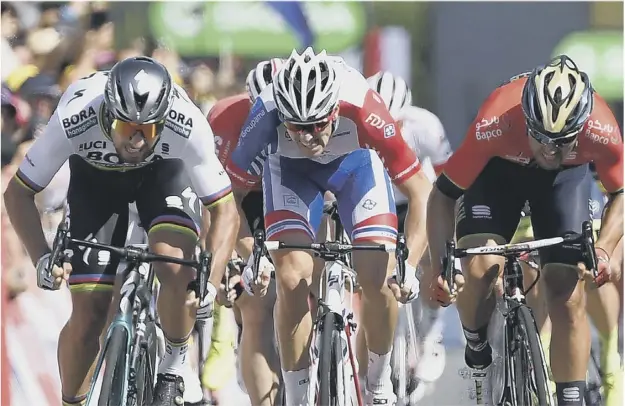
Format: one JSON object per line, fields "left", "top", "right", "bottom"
{"left": 104, "top": 56, "right": 174, "bottom": 124}
{"left": 367, "top": 71, "right": 412, "bottom": 120}
{"left": 273, "top": 47, "right": 341, "bottom": 123}
{"left": 246, "top": 58, "right": 284, "bottom": 102}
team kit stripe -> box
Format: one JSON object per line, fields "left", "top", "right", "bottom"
{"left": 14, "top": 171, "right": 44, "bottom": 193}
{"left": 200, "top": 185, "right": 233, "bottom": 207}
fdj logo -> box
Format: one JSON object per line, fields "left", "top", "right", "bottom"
{"left": 62, "top": 106, "right": 97, "bottom": 128}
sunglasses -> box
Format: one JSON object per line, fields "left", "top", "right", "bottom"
{"left": 112, "top": 119, "right": 163, "bottom": 142}
{"left": 528, "top": 127, "right": 578, "bottom": 147}
{"left": 284, "top": 107, "right": 338, "bottom": 134}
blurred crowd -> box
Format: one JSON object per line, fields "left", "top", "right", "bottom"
{"left": 1, "top": 1, "right": 250, "bottom": 301}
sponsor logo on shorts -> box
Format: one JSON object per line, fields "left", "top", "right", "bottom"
{"left": 63, "top": 106, "right": 97, "bottom": 138}
{"left": 471, "top": 205, "right": 491, "bottom": 219}
{"left": 165, "top": 109, "right": 193, "bottom": 138}
{"left": 283, "top": 195, "right": 299, "bottom": 207}
{"left": 362, "top": 199, "right": 377, "bottom": 210}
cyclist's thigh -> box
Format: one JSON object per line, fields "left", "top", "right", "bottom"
{"left": 66, "top": 156, "right": 129, "bottom": 292}
{"left": 330, "top": 149, "right": 398, "bottom": 245}
{"left": 456, "top": 158, "right": 526, "bottom": 247}
{"left": 241, "top": 189, "right": 265, "bottom": 232}
{"left": 262, "top": 154, "right": 325, "bottom": 242}
{"left": 530, "top": 164, "right": 592, "bottom": 268}
{"left": 135, "top": 158, "right": 203, "bottom": 245}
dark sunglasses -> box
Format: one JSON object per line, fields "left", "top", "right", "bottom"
{"left": 284, "top": 108, "right": 338, "bottom": 134}
{"left": 528, "top": 127, "right": 578, "bottom": 147}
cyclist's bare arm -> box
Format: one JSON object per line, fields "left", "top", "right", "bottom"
{"left": 4, "top": 113, "right": 71, "bottom": 264}
{"left": 4, "top": 181, "right": 48, "bottom": 263}
{"left": 233, "top": 188, "right": 254, "bottom": 260}
{"left": 205, "top": 198, "right": 239, "bottom": 288}
{"left": 596, "top": 192, "right": 623, "bottom": 258}
{"left": 426, "top": 186, "right": 457, "bottom": 273}
{"left": 395, "top": 170, "right": 432, "bottom": 266}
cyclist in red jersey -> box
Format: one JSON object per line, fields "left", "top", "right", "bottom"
{"left": 207, "top": 58, "right": 284, "bottom": 406}
{"left": 426, "top": 55, "right": 623, "bottom": 406}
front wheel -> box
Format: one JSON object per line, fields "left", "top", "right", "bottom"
{"left": 508, "top": 304, "right": 552, "bottom": 406}
{"left": 98, "top": 326, "right": 130, "bottom": 406}
{"left": 317, "top": 311, "right": 340, "bottom": 406}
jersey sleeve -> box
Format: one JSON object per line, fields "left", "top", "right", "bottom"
{"left": 350, "top": 89, "right": 421, "bottom": 184}
{"left": 436, "top": 98, "right": 500, "bottom": 199}
{"left": 225, "top": 96, "right": 279, "bottom": 189}
{"left": 586, "top": 101, "right": 623, "bottom": 194}
{"left": 14, "top": 110, "right": 73, "bottom": 193}
{"left": 184, "top": 115, "right": 233, "bottom": 208}
{"left": 416, "top": 112, "right": 452, "bottom": 175}
{"left": 207, "top": 95, "right": 249, "bottom": 167}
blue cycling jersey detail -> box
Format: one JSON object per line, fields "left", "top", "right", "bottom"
{"left": 231, "top": 98, "right": 279, "bottom": 177}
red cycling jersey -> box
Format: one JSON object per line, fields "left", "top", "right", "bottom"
{"left": 440, "top": 77, "right": 623, "bottom": 195}
{"left": 207, "top": 93, "right": 251, "bottom": 168}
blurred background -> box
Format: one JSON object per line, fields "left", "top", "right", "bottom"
{"left": 1, "top": 2, "right": 622, "bottom": 405}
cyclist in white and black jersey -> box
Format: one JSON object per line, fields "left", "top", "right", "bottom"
{"left": 367, "top": 71, "right": 453, "bottom": 394}
{"left": 3, "top": 56, "right": 239, "bottom": 406}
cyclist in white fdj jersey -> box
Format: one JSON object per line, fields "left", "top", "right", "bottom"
{"left": 365, "top": 71, "right": 453, "bottom": 393}
{"left": 3, "top": 56, "right": 239, "bottom": 406}
{"left": 226, "top": 48, "right": 433, "bottom": 405}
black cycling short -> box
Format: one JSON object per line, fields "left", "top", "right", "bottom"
{"left": 396, "top": 202, "right": 408, "bottom": 235}
{"left": 455, "top": 157, "right": 592, "bottom": 265}
{"left": 66, "top": 156, "right": 203, "bottom": 291}
{"left": 240, "top": 190, "right": 264, "bottom": 232}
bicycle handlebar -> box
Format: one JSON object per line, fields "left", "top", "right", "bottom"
{"left": 251, "top": 228, "right": 409, "bottom": 284}
{"left": 48, "top": 222, "right": 213, "bottom": 301}
{"left": 443, "top": 220, "right": 598, "bottom": 294}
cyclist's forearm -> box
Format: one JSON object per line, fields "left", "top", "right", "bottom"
{"left": 426, "top": 186, "right": 457, "bottom": 270}
{"left": 596, "top": 193, "right": 623, "bottom": 257}
{"left": 206, "top": 199, "right": 240, "bottom": 287}
{"left": 3, "top": 179, "right": 50, "bottom": 265}
{"left": 234, "top": 192, "right": 254, "bottom": 260}
{"left": 400, "top": 172, "right": 431, "bottom": 267}
{"left": 236, "top": 236, "right": 254, "bottom": 261}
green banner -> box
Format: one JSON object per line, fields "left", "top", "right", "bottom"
{"left": 148, "top": 2, "right": 366, "bottom": 57}
{"left": 552, "top": 31, "right": 623, "bottom": 101}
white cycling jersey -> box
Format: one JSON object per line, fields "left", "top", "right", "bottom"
{"left": 14, "top": 71, "right": 231, "bottom": 206}
{"left": 393, "top": 105, "right": 452, "bottom": 205}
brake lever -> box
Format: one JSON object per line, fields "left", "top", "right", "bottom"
{"left": 50, "top": 221, "right": 70, "bottom": 269}
{"left": 444, "top": 240, "right": 456, "bottom": 295}
{"left": 580, "top": 221, "right": 599, "bottom": 280}
{"left": 197, "top": 251, "right": 212, "bottom": 301}
{"left": 252, "top": 229, "right": 265, "bottom": 282}
{"left": 396, "top": 234, "right": 408, "bottom": 288}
